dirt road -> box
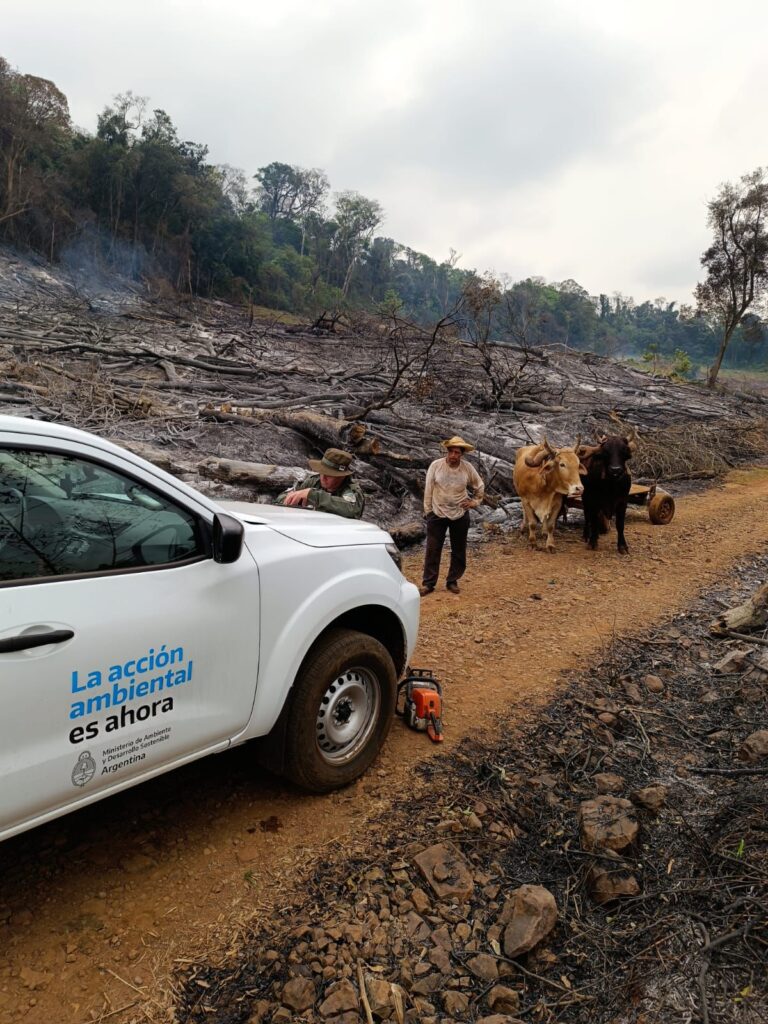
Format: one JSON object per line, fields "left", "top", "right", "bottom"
{"left": 1, "top": 469, "right": 768, "bottom": 1024}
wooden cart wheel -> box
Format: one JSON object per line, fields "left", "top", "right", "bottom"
{"left": 648, "top": 490, "right": 675, "bottom": 525}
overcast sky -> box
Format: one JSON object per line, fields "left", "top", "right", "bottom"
{"left": 4, "top": 0, "right": 768, "bottom": 304}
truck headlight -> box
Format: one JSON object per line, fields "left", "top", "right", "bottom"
{"left": 385, "top": 543, "right": 402, "bottom": 572}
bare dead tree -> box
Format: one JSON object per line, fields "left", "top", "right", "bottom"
{"left": 344, "top": 306, "right": 459, "bottom": 420}
{"left": 456, "top": 275, "right": 563, "bottom": 411}
{"left": 695, "top": 168, "right": 768, "bottom": 388}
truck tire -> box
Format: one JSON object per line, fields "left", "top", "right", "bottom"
{"left": 283, "top": 628, "right": 397, "bottom": 793}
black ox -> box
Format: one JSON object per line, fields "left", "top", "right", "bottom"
{"left": 578, "top": 428, "right": 638, "bottom": 554}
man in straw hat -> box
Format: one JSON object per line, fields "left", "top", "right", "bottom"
{"left": 276, "top": 447, "right": 365, "bottom": 519}
{"left": 420, "top": 436, "right": 484, "bottom": 595}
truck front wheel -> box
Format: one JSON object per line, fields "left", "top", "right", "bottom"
{"left": 283, "top": 628, "right": 397, "bottom": 792}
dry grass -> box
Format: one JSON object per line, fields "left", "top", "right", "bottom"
{"left": 3, "top": 357, "right": 180, "bottom": 431}
{"left": 593, "top": 416, "right": 768, "bottom": 481}
{"left": 250, "top": 304, "right": 304, "bottom": 326}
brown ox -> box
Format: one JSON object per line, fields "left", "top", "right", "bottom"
{"left": 513, "top": 436, "right": 586, "bottom": 552}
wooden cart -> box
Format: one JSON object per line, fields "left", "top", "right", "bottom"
{"left": 564, "top": 482, "right": 675, "bottom": 524}
{"left": 627, "top": 482, "right": 675, "bottom": 524}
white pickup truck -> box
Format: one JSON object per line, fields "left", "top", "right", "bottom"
{"left": 0, "top": 415, "right": 420, "bottom": 842}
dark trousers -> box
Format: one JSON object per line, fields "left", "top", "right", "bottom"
{"left": 422, "top": 512, "right": 470, "bottom": 588}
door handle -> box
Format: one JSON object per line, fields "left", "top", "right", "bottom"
{"left": 0, "top": 629, "right": 75, "bottom": 653}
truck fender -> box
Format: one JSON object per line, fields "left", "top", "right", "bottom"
{"left": 240, "top": 568, "right": 407, "bottom": 744}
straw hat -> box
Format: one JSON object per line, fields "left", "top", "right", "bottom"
{"left": 441, "top": 435, "right": 475, "bottom": 453}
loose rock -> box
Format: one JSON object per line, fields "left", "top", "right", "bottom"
{"left": 631, "top": 785, "right": 668, "bottom": 813}
{"left": 738, "top": 729, "right": 768, "bottom": 762}
{"left": 499, "top": 884, "right": 558, "bottom": 958}
{"left": 443, "top": 990, "right": 470, "bottom": 1015}
{"left": 598, "top": 712, "right": 619, "bottom": 728}
{"left": 622, "top": 680, "right": 643, "bottom": 703}
{"left": 467, "top": 953, "right": 499, "bottom": 982}
{"left": 579, "top": 796, "right": 639, "bottom": 852}
{"left": 713, "top": 649, "right": 750, "bottom": 674}
{"left": 411, "top": 972, "right": 443, "bottom": 996}
{"left": 413, "top": 843, "right": 474, "bottom": 901}
{"left": 587, "top": 862, "right": 641, "bottom": 904}
{"left": 246, "top": 999, "right": 271, "bottom": 1023}
{"left": 281, "top": 976, "right": 316, "bottom": 1013}
{"left": 488, "top": 985, "right": 520, "bottom": 1013}
{"left": 319, "top": 979, "right": 358, "bottom": 1017}
{"left": 594, "top": 772, "right": 625, "bottom": 794}
{"left": 366, "top": 978, "right": 405, "bottom": 1019}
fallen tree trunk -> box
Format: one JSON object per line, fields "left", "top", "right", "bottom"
{"left": 198, "top": 457, "right": 302, "bottom": 491}
{"left": 269, "top": 408, "right": 370, "bottom": 450}
{"left": 711, "top": 582, "right": 768, "bottom": 635}
{"left": 199, "top": 407, "right": 262, "bottom": 427}
{"left": 200, "top": 404, "right": 378, "bottom": 453}
{"left": 353, "top": 436, "right": 383, "bottom": 456}
{"left": 120, "top": 442, "right": 197, "bottom": 476}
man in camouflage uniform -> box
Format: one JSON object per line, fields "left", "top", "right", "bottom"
{"left": 276, "top": 448, "right": 365, "bottom": 519}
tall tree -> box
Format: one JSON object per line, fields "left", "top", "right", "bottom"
{"left": 254, "top": 161, "right": 302, "bottom": 220}
{"left": 695, "top": 168, "right": 768, "bottom": 387}
{"left": 254, "top": 162, "right": 328, "bottom": 220}
{"left": 331, "top": 190, "right": 383, "bottom": 297}
{"left": 0, "top": 57, "right": 70, "bottom": 243}
{"left": 215, "top": 164, "right": 252, "bottom": 216}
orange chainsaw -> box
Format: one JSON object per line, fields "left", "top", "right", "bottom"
{"left": 397, "top": 668, "right": 444, "bottom": 743}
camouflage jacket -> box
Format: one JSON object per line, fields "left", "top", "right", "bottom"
{"left": 276, "top": 474, "right": 365, "bottom": 519}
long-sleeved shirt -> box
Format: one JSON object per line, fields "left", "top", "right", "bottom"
{"left": 276, "top": 473, "right": 365, "bottom": 519}
{"left": 423, "top": 458, "right": 485, "bottom": 520}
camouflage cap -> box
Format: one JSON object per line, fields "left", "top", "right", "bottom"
{"left": 307, "top": 447, "right": 354, "bottom": 477}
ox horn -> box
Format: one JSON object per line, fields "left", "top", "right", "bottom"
{"left": 524, "top": 435, "right": 555, "bottom": 467}
{"left": 571, "top": 433, "right": 581, "bottom": 453}
{"left": 626, "top": 424, "right": 639, "bottom": 452}
{"left": 578, "top": 443, "right": 602, "bottom": 459}
{"left": 525, "top": 446, "right": 550, "bottom": 467}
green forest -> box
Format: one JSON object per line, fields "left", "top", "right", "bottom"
{"left": 1, "top": 56, "right": 766, "bottom": 375}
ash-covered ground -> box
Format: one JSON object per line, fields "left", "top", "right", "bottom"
{"left": 2, "top": 247, "right": 767, "bottom": 541}
{"left": 177, "top": 555, "right": 768, "bottom": 1024}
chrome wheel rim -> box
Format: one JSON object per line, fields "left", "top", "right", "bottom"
{"left": 316, "top": 667, "right": 380, "bottom": 765}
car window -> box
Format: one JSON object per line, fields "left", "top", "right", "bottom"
{"left": 0, "top": 448, "right": 204, "bottom": 583}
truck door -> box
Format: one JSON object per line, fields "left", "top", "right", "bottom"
{"left": 0, "top": 444, "right": 260, "bottom": 836}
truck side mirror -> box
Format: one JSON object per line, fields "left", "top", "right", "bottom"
{"left": 212, "top": 513, "right": 244, "bottom": 563}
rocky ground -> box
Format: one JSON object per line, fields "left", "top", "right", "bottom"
{"left": 176, "top": 557, "right": 768, "bottom": 1024}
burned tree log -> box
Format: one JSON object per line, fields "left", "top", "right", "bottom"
{"left": 268, "top": 409, "right": 370, "bottom": 450}
{"left": 199, "top": 405, "right": 379, "bottom": 452}
{"left": 199, "top": 407, "right": 264, "bottom": 428}
{"left": 711, "top": 582, "right": 768, "bottom": 635}
{"left": 120, "top": 442, "right": 197, "bottom": 476}
{"left": 198, "top": 457, "right": 303, "bottom": 491}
